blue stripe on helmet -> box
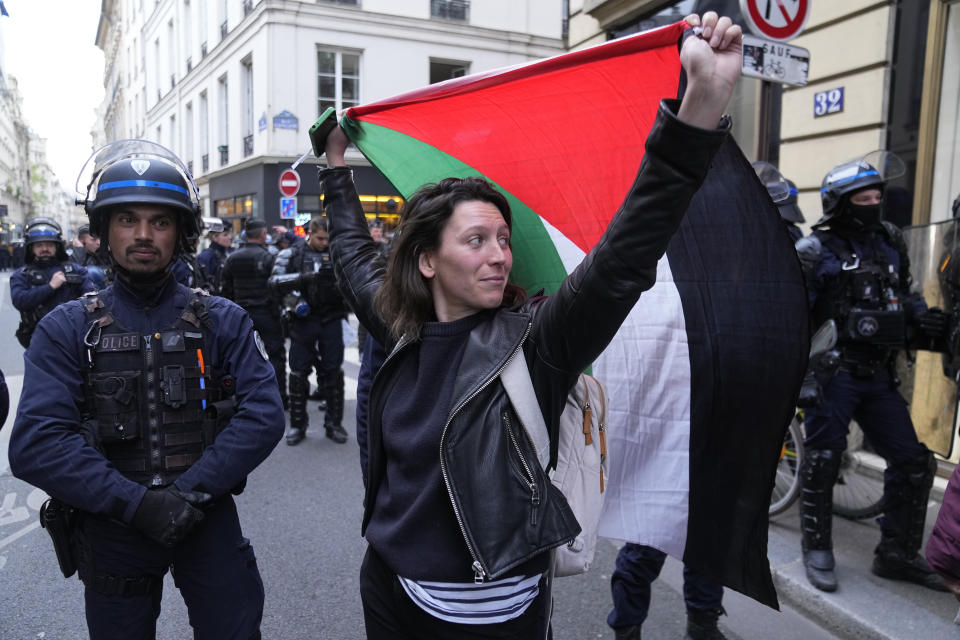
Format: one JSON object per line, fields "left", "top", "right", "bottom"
{"left": 98, "top": 179, "right": 190, "bottom": 196}
{"left": 820, "top": 169, "right": 881, "bottom": 194}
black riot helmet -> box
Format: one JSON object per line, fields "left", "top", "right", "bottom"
{"left": 23, "top": 217, "right": 68, "bottom": 264}
{"left": 816, "top": 150, "right": 905, "bottom": 226}
{"left": 76, "top": 140, "right": 202, "bottom": 255}
{"left": 752, "top": 161, "right": 803, "bottom": 223}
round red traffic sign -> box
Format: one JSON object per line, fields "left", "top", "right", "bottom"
{"left": 739, "top": 0, "right": 810, "bottom": 42}
{"left": 279, "top": 169, "right": 301, "bottom": 197}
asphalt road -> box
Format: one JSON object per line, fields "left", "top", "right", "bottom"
{"left": 0, "top": 272, "right": 840, "bottom": 639}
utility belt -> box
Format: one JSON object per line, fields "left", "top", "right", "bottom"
{"left": 838, "top": 346, "right": 894, "bottom": 379}
{"left": 40, "top": 499, "right": 163, "bottom": 595}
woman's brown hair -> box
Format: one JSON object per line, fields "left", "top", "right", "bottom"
{"left": 374, "top": 177, "right": 524, "bottom": 340}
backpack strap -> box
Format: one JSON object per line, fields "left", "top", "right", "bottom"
{"left": 500, "top": 352, "right": 551, "bottom": 470}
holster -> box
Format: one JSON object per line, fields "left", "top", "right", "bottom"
{"left": 39, "top": 498, "right": 79, "bottom": 579}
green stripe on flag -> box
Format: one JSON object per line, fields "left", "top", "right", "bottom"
{"left": 342, "top": 117, "right": 569, "bottom": 296}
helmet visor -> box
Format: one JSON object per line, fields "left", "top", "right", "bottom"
{"left": 751, "top": 161, "right": 790, "bottom": 203}
{"left": 76, "top": 139, "right": 200, "bottom": 211}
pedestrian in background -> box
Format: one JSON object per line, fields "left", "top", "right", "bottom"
{"left": 319, "top": 12, "right": 742, "bottom": 638}
{"left": 8, "top": 140, "right": 283, "bottom": 639}
{"left": 608, "top": 543, "right": 727, "bottom": 639}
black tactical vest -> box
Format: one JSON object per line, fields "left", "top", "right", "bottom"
{"left": 226, "top": 245, "right": 274, "bottom": 308}
{"left": 813, "top": 229, "right": 907, "bottom": 364}
{"left": 16, "top": 263, "right": 88, "bottom": 348}
{"left": 288, "top": 244, "right": 347, "bottom": 323}
{"left": 80, "top": 291, "right": 236, "bottom": 488}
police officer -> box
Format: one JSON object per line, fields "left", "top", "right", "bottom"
{"left": 8, "top": 139, "right": 284, "bottom": 639}
{"left": 221, "top": 218, "right": 288, "bottom": 408}
{"left": 10, "top": 217, "right": 94, "bottom": 348}
{"left": 77, "top": 224, "right": 114, "bottom": 286}
{"left": 796, "top": 153, "right": 950, "bottom": 593}
{"left": 197, "top": 217, "right": 232, "bottom": 292}
{"left": 269, "top": 216, "right": 349, "bottom": 446}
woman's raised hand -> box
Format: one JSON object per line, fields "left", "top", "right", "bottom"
{"left": 677, "top": 12, "right": 743, "bottom": 129}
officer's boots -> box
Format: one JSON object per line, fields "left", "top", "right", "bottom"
{"left": 323, "top": 369, "right": 348, "bottom": 444}
{"left": 872, "top": 453, "right": 948, "bottom": 591}
{"left": 613, "top": 627, "right": 641, "bottom": 640}
{"left": 685, "top": 607, "right": 727, "bottom": 640}
{"left": 799, "top": 448, "right": 842, "bottom": 592}
{"left": 286, "top": 371, "right": 309, "bottom": 445}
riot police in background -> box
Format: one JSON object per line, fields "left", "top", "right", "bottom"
{"left": 10, "top": 217, "right": 94, "bottom": 348}
{"left": 754, "top": 162, "right": 805, "bottom": 243}
{"left": 221, "top": 218, "right": 288, "bottom": 407}
{"left": 776, "top": 179, "right": 805, "bottom": 242}
{"left": 269, "top": 216, "right": 349, "bottom": 446}
{"left": 77, "top": 224, "right": 113, "bottom": 287}
{"left": 197, "top": 218, "right": 232, "bottom": 293}
{"left": 8, "top": 139, "right": 283, "bottom": 639}
{"left": 795, "top": 151, "right": 950, "bottom": 593}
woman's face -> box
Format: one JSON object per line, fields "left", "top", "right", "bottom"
{"left": 418, "top": 200, "right": 512, "bottom": 322}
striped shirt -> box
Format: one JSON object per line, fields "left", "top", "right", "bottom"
{"left": 398, "top": 573, "right": 541, "bottom": 625}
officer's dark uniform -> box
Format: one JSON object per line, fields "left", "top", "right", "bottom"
{"left": 269, "top": 222, "right": 349, "bottom": 445}
{"left": 197, "top": 237, "right": 230, "bottom": 293}
{"left": 221, "top": 219, "right": 287, "bottom": 407}
{"left": 10, "top": 217, "right": 94, "bottom": 348}
{"left": 8, "top": 140, "right": 283, "bottom": 639}
{"left": 797, "top": 156, "right": 949, "bottom": 593}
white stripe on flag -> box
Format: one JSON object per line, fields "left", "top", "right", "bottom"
{"left": 537, "top": 216, "right": 692, "bottom": 558}
{"left": 595, "top": 256, "right": 691, "bottom": 559}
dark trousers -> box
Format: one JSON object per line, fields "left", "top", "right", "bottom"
{"left": 803, "top": 370, "right": 928, "bottom": 463}
{"left": 608, "top": 543, "right": 723, "bottom": 629}
{"left": 247, "top": 306, "right": 286, "bottom": 396}
{"left": 360, "top": 547, "right": 552, "bottom": 640}
{"left": 80, "top": 496, "right": 264, "bottom": 640}
{"left": 289, "top": 316, "right": 343, "bottom": 375}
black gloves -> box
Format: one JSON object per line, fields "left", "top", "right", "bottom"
{"left": 918, "top": 307, "right": 949, "bottom": 339}
{"left": 132, "top": 487, "right": 211, "bottom": 548}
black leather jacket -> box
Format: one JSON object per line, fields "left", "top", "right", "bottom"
{"left": 321, "top": 100, "right": 729, "bottom": 581}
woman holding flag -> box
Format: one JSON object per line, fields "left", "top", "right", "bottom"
{"left": 319, "top": 12, "right": 742, "bottom": 640}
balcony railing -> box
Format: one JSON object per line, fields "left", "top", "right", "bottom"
{"left": 243, "top": 0, "right": 253, "bottom": 17}
{"left": 186, "top": 56, "right": 192, "bottom": 73}
{"left": 218, "top": 145, "right": 229, "bottom": 166}
{"left": 201, "top": 41, "right": 208, "bottom": 58}
{"left": 187, "top": 160, "right": 194, "bottom": 176}
{"left": 202, "top": 154, "right": 210, "bottom": 172}
{"left": 170, "top": 74, "right": 176, "bottom": 90}
{"left": 220, "top": 20, "right": 228, "bottom": 40}
{"left": 243, "top": 134, "right": 254, "bottom": 158}
{"left": 431, "top": 0, "right": 469, "bottom": 20}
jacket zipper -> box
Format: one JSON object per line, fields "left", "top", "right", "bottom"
{"left": 439, "top": 321, "right": 532, "bottom": 584}
{"left": 503, "top": 411, "right": 540, "bottom": 526}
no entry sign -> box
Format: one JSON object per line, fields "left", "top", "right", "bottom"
{"left": 739, "top": 0, "right": 810, "bottom": 42}
{"left": 279, "top": 169, "right": 301, "bottom": 197}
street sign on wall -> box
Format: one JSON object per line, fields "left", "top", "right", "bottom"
{"left": 741, "top": 34, "right": 810, "bottom": 86}
{"left": 739, "top": 0, "right": 810, "bottom": 42}
{"left": 279, "top": 169, "right": 301, "bottom": 197}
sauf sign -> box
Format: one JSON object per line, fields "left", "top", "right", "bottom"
{"left": 739, "top": 0, "right": 811, "bottom": 86}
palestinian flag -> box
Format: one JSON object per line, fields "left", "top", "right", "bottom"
{"left": 336, "top": 20, "right": 807, "bottom": 608}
